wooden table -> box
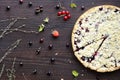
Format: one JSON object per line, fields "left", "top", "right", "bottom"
{"left": 0, "top": 0, "right": 120, "bottom": 80}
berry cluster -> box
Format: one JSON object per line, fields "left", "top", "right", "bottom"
{"left": 35, "top": 5, "right": 43, "bottom": 14}
{"left": 57, "top": 10, "right": 71, "bottom": 21}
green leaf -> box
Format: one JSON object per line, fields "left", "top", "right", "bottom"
{"left": 70, "top": 3, "right": 77, "bottom": 8}
{"left": 38, "top": 24, "right": 45, "bottom": 32}
{"left": 43, "top": 17, "right": 49, "bottom": 23}
{"left": 72, "top": 70, "right": 79, "bottom": 77}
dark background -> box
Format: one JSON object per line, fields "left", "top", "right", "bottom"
{"left": 0, "top": 0, "right": 120, "bottom": 80}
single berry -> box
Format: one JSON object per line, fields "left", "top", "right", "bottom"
{"left": 48, "top": 44, "right": 53, "bottom": 50}
{"left": 81, "top": 56, "right": 86, "bottom": 61}
{"left": 35, "top": 10, "right": 39, "bottom": 14}
{"left": 114, "top": 9, "right": 119, "bottom": 12}
{"left": 28, "top": 2, "right": 32, "bottom": 7}
{"left": 67, "top": 14, "right": 71, "bottom": 19}
{"left": 19, "top": 62, "right": 23, "bottom": 67}
{"left": 47, "top": 71, "right": 51, "bottom": 76}
{"left": 40, "top": 9, "right": 43, "bottom": 12}
{"left": 57, "top": 11, "right": 62, "bottom": 16}
{"left": 65, "top": 11, "right": 70, "bottom": 15}
{"left": 55, "top": 4, "right": 60, "bottom": 9}
{"left": 36, "top": 49, "right": 41, "bottom": 55}
{"left": 19, "top": 0, "right": 23, "bottom": 4}
{"left": 32, "top": 69, "right": 37, "bottom": 74}
{"left": 66, "top": 42, "right": 70, "bottom": 47}
{"left": 6, "top": 6, "right": 10, "bottom": 11}
{"left": 40, "top": 38, "right": 44, "bottom": 43}
{"left": 50, "top": 57, "right": 55, "bottom": 63}
{"left": 99, "top": 7, "right": 103, "bottom": 11}
{"left": 28, "top": 41, "right": 32, "bottom": 46}
{"left": 52, "top": 30, "right": 59, "bottom": 38}
{"left": 81, "top": 6, "right": 85, "bottom": 10}
{"left": 35, "top": 7, "right": 41, "bottom": 14}
{"left": 64, "top": 16, "right": 68, "bottom": 21}
{"left": 61, "top": 10, "right": 66, "bottom": 15}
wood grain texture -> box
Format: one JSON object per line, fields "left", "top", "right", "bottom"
{"left": 0, "top": 0, "right": 120, "bottom": 80}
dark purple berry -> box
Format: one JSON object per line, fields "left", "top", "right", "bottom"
{"left": 99, "top": 7, "right": 103, "bottom": 11}
{"left": 28, "top": 2, "right": 32, "bottom": 7}
{"left": 81, "top": 56, "right": 86, "bottom": 61}
{"left": 32, "top": 69, "right": 37, "bottom": 74}
{"left": 85, "top": 28, "right": 89, "bottom": 32}
{"left": 35, "top": 10, "right": 40, "bottom": 14}
{"left": 80, "top": 46, "right": 85, "bottom": 49}
{"left": 35, "top": 7, "right": 40, "bottom": 14}
{"left": 48, "top": 44, "right": 53, "bottom": 50}
{"left": 66, "top": 42, "right": 70, "bottom": 47}
{"left": 47, "top": 71, "right": 51, "bottom": 76}
{"left": 50, "top": 58, "right": 55, "bottom": 63}
{"left": 28, "top": 41, "right": 32, "bottom": 46}
{"left": 40, "top": 9, "right": 43, "bottom": 12}
{"left": 55, "top": 4, "right": 60, "bottom": 9}
{"left": 6, "top": 6, "right": 10, "bottom": 11}
{"left": 81, "top": 6, "right": 85, "bottom": 10}
{"left": 19, "top": 62, "right": 23, "bottom": 67}
{"left": 79, "top": 21, "right": 82, "bottom": 25}
{"left": 36, "top": 49, "right": 41, "bottom": 55}
{"left": 40, "top": 38, "right": 44, "bottom": 43}
{"left": 19, "top": 0, "right": 23, "bottom": 4}
{"left": 114, "top": 9, "right": 119, "bottom": 12}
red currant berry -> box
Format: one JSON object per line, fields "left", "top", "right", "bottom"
{"left": 65, "top": 11, "right": 70, "bottom": 15}
{"left": 64, "top": 16, "right": 68, "bottom": 21}
{"left": 67, "top": 14, "right": 71, "bottom": 19}
{"left": 61, "top": 10, "right": 66, "bottom": 15}
{"left": 57, "top": 11, "right": 62, "bottom": 16}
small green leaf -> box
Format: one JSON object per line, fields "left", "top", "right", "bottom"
{"left": 72, "top": 70, "right": 79, "bottom": 77}
{"left": 43, "top": 17, "right": 49, "bottom": 23}
{"left": 38, "top": 24, "right": 45, "bottom": 32}
{"left": 70, "top": 3, "right": 77, "bottom": 8}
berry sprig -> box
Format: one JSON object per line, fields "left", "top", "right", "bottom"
{"left": 57, "top": 10, "right": 71, "bottom": 21}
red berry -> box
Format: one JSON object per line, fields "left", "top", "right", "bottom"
{"left": 64, "top": 16, "right": 68, "bottom": 21}
{"left": 67, "top": 14, "right": 71, "bottom": 19}
{"left": 61, "top": 10, "right": 66, "bottom": 15}
{"left": 65, "top": 11, "right": 70, "bottom": 15}
{"left": 57, "top": 11, "right": 62, "bottom": 16}
{"left": 52, "top": 30, "right": 59, "bottom": 38}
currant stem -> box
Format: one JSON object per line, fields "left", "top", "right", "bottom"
{"left": 0, "top": 64, "right": 5, "bottom": 79}
{"left": 0, "top": 39, "right": 21, "bottom": 63}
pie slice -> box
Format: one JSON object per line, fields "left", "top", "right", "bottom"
{"left": 71, "top": 5, "right": 120, "bottom": 72}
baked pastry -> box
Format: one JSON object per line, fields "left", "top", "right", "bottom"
{"left": 72, "top": 5, "right": 120, "bottom": 72}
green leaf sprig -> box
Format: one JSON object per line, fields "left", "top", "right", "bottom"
{"left": 72, "top": 70, "right": 79, "bottom": 77}
{"left": 70, "top": 0, "right": 77, "bottom": 8}
{"left": 38, "top": 24, "right": 45, "bottom": 32}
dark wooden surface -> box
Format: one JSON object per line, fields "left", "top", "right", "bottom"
{"left": 0, "top": 0, "right": 120, "bottom": 80}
